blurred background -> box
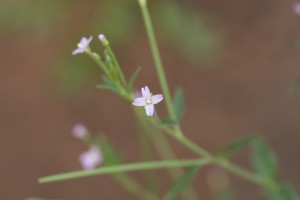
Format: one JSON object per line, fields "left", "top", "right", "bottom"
{"left": 1, "top": 0, "right": 300, "bottom": 199}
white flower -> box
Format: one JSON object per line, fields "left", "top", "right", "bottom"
{"left": 132, "top": 86, "right": 163, "bottom": 116}
{"left": 71, "top": 124, "right": 88, "bottom": 139}
{"left": 72, "top": 36, "right": 93, "bottom": 55}
{"left": 79, "top": 145, "right": 103, "bottom": 170}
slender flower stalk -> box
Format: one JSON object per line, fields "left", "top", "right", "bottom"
{"left": 39, "top": 158, "right": 211, "bottom": 183}
{"left": 137, "top": 0, "right": 267, "bottom": 190}
{"left": 137, "top": 0, "right": 184, "bottom": 137}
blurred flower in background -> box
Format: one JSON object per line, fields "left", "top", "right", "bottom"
{"left": 79, "top": 145, "right": 103, "bottom": 170}
{"left": 293, "top": 2, "right": 300, "bottom": 15}
{"left": 72, "top": 123, "right": 89, "bottom": 139}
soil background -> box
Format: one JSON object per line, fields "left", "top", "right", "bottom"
{"left": 0, "top": 0, "right": 300, "bottom": 199}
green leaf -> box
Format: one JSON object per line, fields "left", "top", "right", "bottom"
{"left": 163, "top": 166, "right": 199, "bottom": 200}
{"left": 265, "top": 183, "right": 298, "bottom": 200}
{"left": 220, "top": 135, "right": 259, "bottom": 157}
{"left": 173, "top": 87, "right": 185, "bottom": 121}
{"left": 251, "top": 138, "right": 278, "bottom": 180}
{"left": 128, "top": 67, "right": 141, "bottom": 91}
{"left": 96, "top": 84, "right": 115, "bottom": 90}
{"left": 96, "top": 136, "right": 121, "bottom": 166}
{"left": 99, "top": 75, "right": 118, "bottom": 93}
{"left": 160, "top": 118, "right": 178, "bottom": 126}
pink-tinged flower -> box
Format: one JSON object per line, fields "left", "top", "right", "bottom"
{"left": 72, "top": 36, "right": 93, "bottom": 55}
{"left": 72, "top": 124, "right": 88, "bottom": 139}
{"left": 293, "top": 2, "right": 300, "bottom": 15}
{"left": 132, "top": 86, "right": 163, "bottom": 116}
{"left": 79, "top": 145, "right": 103, "bottom": 170}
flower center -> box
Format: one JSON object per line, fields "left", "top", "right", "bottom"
{"left": 146, "top": 93, "right": 153, "bottom": 105}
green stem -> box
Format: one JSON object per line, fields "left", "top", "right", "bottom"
{"left": 135, "top": 110, "right": 159, "bottom": 194}
{"left": 163, "top": 128, "right": 264, "bottom": 186}
{"left": 106, "top": 46, "right": 127, "bottom": 86}
{"left": 86, "top": 50, "right": 110, "bottom": 77}
{"left": 137, "top": 0, "right": 265, "bottom": 189}
{"left": 138, "top": 1, "right": 179, "bottom": 126}
{"left": 39, "top": 158, "right": 211, "bottom": 183}
{"left": 135, "top": 108, "right": 199, "bottom": 200}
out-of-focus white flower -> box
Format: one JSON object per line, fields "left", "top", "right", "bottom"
{"left": 79, "top": 145, "right": 103, "bottom": 170}
{"left": 72, "top": 36, "right": 93, "bottom": 55}
{"left": 72, "top": 124, "right": 89, "bottom": 139}
{"left": 293, "top": 2, "right": 300, "bottom": 15}
{"left": 132, "top": 86, "right": 163, "bottom": 116}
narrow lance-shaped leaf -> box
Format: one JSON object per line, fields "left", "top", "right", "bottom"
{"left": 96, "top": 135, "right": 121, "bottom": 166}
{"left": 163, "top": 166, "right": 199, "bottom": 200}
{"left": 127, "top": 67, "right": 141, "bottom": 92}
{"left": 251, "top": 138, "right": 278, "bottom": 180}
{"left": 219, "top": 135, "right": 259, "bottom": 158}
{"left": 98, "top": 75, "right": 119, "bottom": 93}
{"left": 265, "top": 183, "right": 299, "bottom": 200}
{"left": 160, "top": 117, "right": 178, "bottom": 126}
{"left": 173, "top": 87, "right": 185, "bottom": 121}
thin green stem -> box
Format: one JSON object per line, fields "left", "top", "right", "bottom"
{"left": 138, "top": 1, "right": 179, "bottom": 127}
{"left": 39, "top": 158, "right": 211, "bottom": 183}
{"left": 214, "top": 159, "right": 263, "bottom": 185}
{"left": 86, "top": 50, "right": 110, "bottom": 77}
{"left": 164, "top": 127, "right": 264, "bottom": 186}
{"left": 137, "top": 0, "right": 265, "bottom": 189}
{"left": 106, "top": 46, "right": 127, "bottom": 86}
{"left": 136, "top": 110, "right": 159, "bottom": 193}
{"left": 147, "top": 119, "right": 264, "bottom": 186}
{"left": 135, "top": 108, "right": 199, "bottom": 200}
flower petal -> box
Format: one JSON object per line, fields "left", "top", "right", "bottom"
{"left": 152, "top": 94, "right": 163, "bottom": 104}
{"left": 145, "top": 104, "right": 154, "bottom": 116}
{"left": 141, "top": 86, "right": 151, "bottom": 98}
{"left": 72, "top": 48, "right": 83, "bottom": 55}
{"left": 79, "top": 37, "right": 87, "bottom": 45}
{"left": 144, "top": 86, "right": 151, "bottom": 97}
{"left": 86, "top": 36, "right": 93, "bottom": 45}
{"left": 132, "top": 97, "right": 146, "bottom": 106}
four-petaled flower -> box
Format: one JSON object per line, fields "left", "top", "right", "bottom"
{"left": 133, "top": 86, "right": 163, "bottom": 116}
{"left": 72, "top": 36, "right": 93, "bottom": 55}
{"left": 79, "top": 145, "right": 103, "bottom": 170}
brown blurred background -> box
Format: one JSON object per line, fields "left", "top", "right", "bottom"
{"left": 1, "top": 0, "right": 300, "bottom": 199}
